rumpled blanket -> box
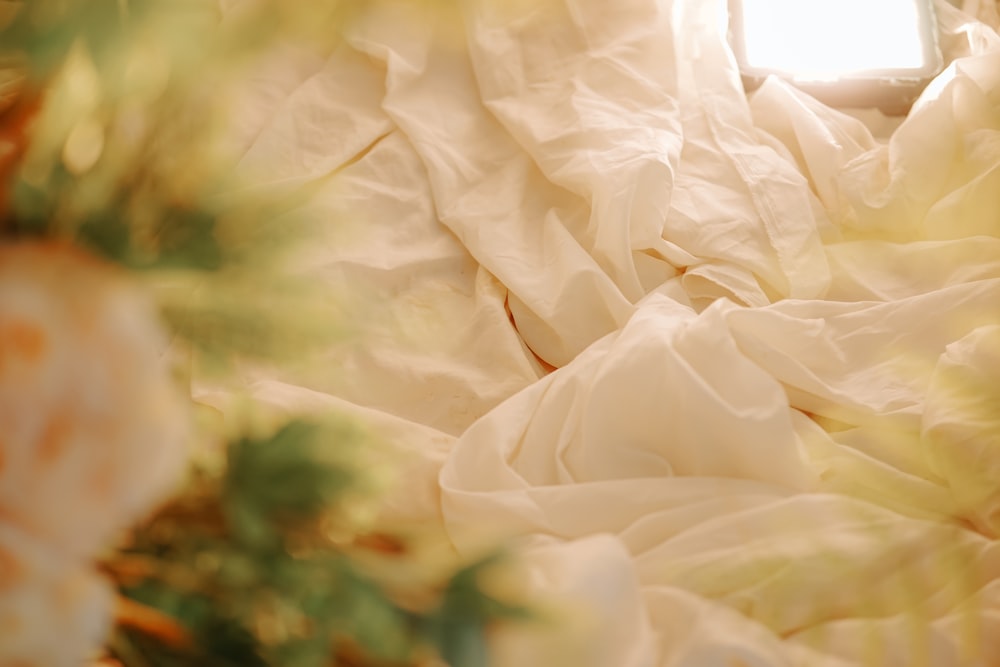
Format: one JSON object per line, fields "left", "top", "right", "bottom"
{"left": 209, "top": 0, "right": 1000, "bottom": 664}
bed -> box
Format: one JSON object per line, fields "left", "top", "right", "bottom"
{"left": 205, "top": 0, "right": 1000, "bottom": 664}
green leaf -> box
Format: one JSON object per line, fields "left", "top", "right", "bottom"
{"left": 147, "top": 207, "right": 223, "bottom": 270}
{"left": 224, "top": 494, "right": 278, "bottom": 551}
{"left": 77, "top": 209, "right": 133, "bottom": 261}
{"left": 224, "top": 420, "right": 359, "bottom": 529}
{"left": 271, "top": 637, "right": 332, "bottom": 667}
{"left": 196, "top": 614, "right": 268, "bottom": 667}
{"left": 437, "top": 618, "right": 488, "bottom": 667}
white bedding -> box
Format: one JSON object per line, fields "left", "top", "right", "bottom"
{"left": 209, "top": 0, "right": 1000, "bottom": 664}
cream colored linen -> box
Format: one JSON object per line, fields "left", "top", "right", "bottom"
{"left": 209, "top": 0, "right": 1000, "bottom": 664}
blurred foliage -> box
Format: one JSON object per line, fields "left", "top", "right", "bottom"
{"left": 103, "top": 419, "right": 530, "bottom": 667}
{"left": 1, "top": 2, "right": 532, "bottom": 667}
{"left": 0, "top": 0, "right": 360, "bottom": 369}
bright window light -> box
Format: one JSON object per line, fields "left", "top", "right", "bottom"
{"left": 738, "top": 0, "right": 928, "bottom": 80}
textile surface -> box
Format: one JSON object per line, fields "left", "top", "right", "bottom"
{"left": 207, "top": 1, "right": 1000, "bottom": 664}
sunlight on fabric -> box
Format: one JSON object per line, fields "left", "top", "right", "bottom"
{"left": 740, "top": 0, "right": 927, "bottom": 79}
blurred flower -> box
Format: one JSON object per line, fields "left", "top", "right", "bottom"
{"left": 0, "top": 524, "right": 113, "bottom": 667}
{"left": 0, "top": 240, "right": 189, "bottom": 560}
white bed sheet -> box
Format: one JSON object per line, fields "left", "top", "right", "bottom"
{"left": 207, "top": 0, "right": 1000, "bottom": 664}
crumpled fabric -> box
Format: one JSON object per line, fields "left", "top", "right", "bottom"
{"left": 220, "top": 0, "right": 1000, "bottom": 664}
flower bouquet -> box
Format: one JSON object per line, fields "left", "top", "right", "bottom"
{"left": 0, "top": 2, "right": 528, "bottom": 666}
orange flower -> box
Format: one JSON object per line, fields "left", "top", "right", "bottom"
{"left": 0, "top": 524, "right": 113, "bottom": 667}
{"left": 0, "top": 243, "right": 187, "bottom": 558}
{"left": 0, "top": 241, "right": 190, "bottom": 664}
{"left": 0, "top": 242, "right": 189, "bottom": 560}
